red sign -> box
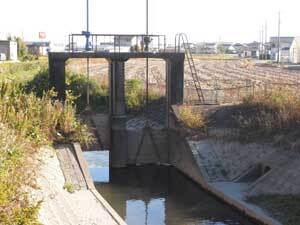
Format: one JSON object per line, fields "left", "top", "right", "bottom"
{"left": 39, "top": 32, "right": 46, "bottom": 39}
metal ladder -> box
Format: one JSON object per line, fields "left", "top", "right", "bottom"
{"left": 175, "top": 33, "right": 205, "bottom": 104}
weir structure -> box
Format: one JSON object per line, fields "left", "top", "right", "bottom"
{"left": 48, "top": 34, "right": 185, "bottom": 168}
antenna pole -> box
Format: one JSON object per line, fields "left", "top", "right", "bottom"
{"left": 84, "top": 0, "right": 91, "bottom": 51}
{"left": 87, "top": 0, "right": 89, "bottom": 32}
{"left": 277, "top": 11, "right": 281, "bottom": 64}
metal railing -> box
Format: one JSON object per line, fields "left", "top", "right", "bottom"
{"left": 67, "top": 34, "right": 167, "bottom": 53}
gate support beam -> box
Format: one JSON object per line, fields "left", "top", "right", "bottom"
{"left": 166, "top": 56, "right": 185, "bottom": 105}
{"left": 109, "top": 58, "right": 128, "bottom": 168}
{"left": 49, "top": 57, "right": 67, "bottom": 101}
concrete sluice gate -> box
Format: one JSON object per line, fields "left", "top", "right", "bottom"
{"left": 49, "top": 51, "right": 261, "bottom": 225}
{"left": 49, "top": 51, "right": 185, "bottom": 168}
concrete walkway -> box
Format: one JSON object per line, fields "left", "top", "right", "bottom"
{"left": 32, "top": 147, "right": 122, "bottom": 225}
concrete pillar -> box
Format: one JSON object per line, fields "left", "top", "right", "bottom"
{"left": 49, "top": 57, "right": 66, "bottom": 101}
{"left": 166, "top": 57, "right": 184, "bottom": 105}
{"left": 109, "top": 60, "right": 126, "bottom": 115}
{"left": 109, "top": 59, "right": 128, "bottom": 168}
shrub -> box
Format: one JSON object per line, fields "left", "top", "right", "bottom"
{"left": 238, "top": 88, "right": 300, "bottom": 132}
{"left": 66, "top": 73, "right": 109, "bottom": 112}
{"left": 235, "top": 87, "right": 300, "bottom": 143}
{"left": 24, "top": 70, "right": 109, "bottom": 113}
{"left": 0, "top": 82, "right": 93, "bottom": 147}
{"left": 177, "top": 106, "right": 205, "bottom": 130}
{"left": 125, "top": 79, "right": 144, "bottom": 111}
{"left": 0, "top": 82, "right": 94, "bottom": 223}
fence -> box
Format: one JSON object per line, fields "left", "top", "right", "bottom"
{"left": 67, "top": 34, "right": 166, "bottom": 53}
{"left": 184, "top": 79, "right": 300, "bottom": 105}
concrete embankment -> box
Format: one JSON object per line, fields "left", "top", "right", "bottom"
{"left": 31, "top": 145, "right": 126, "bottom": 225}
{"left": 170, "top": 105, "right": 287, "bottom": 225}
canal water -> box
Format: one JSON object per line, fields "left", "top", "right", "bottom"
{"left": 84, "top": 151, "right": 257, "bottom": 225}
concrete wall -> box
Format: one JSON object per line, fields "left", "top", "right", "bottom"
{"left": 0, "top": 41, "right": 17, "bottom": 61}
{"left": 127, "top": 128, "right": 169, "bottom": 165}
{"left": 168, "top": 112, "right": 206, "bottom": 185}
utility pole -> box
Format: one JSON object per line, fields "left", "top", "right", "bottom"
{"left": 277, "top": 11, "right": 281, "bottom": 64}
{"left": 265, "top": 21, "right": 268, "bottom": 59}
{"left": 145, "top": 0, "right": 149, "bottom": 112}
{"left": 265, "top": 21, "right": 268, "bottom": 43}
{"left": 84, "top": 0, "right": 91, "bottom": 109}
{"left": 262, "top": 25, "right": 264, "bottom": 59}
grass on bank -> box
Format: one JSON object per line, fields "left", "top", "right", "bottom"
{"left": 248, "top": 195, "right": 300, "bottom": 225}
{"left": 235, "top": 87, "right": 300, "bottom": 146}
{"left": 24, "top": 68, "right": 161, "bottom": 113}
{"left": 178, "top": 106, "right": 206, "bottom": 130}
{"left": 0, "top": 59, "right": 48, "bottom": 82}
{"left": 0, "top": 81, "right": 93, "bottom": 224}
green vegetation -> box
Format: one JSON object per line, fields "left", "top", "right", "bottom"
{"left": 0, "top": 59, "right": 48, "bottom": 82}
{"left": 125, "top": 79, "right": 144, "bottom": 112}
{"left": 248, "top": 195, "right": 300, "bottom": 225}
{"left": 0, "top": 82, "right": 92, "bottom": 146}
{"left": 125, "top": 79, "right": 162, "bottom": 113}
{"left": 23, "top": 69, "right": 109, "bottom": 113}
{"left": 63, "top": 183, "right": 76, "bottom": 194}
{"left": 0, "top": 123, "right": 42, "bottom": 224}
{"left": 0, "top": 82, "right": 92, "bottom": 223}
{"left": 0, "top": 59, "right": 94, "bottom": 224}
{"left": 0, "top": 58, "right": 165, "bottom": 223}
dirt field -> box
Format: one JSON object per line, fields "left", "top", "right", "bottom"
{"left": 67, "top": 58, "right": 300, "bottom": 104}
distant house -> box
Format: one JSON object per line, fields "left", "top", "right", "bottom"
{"left": 269, "top": 36, "right": 294, "bottom": 61}
{"left": 25, "top": 41, "right": 50, "bottom": 56}
{"left": 0, "top": 40, "right": 18, "bottom": 61}
{"left": 290, "top": 37, "right": 300, "bottom": 64}
{"left": 194, "top": 42, "right": 217, "bottom": 54}
{"left": 216, "top": 42, "right": 233, "bottom": 54}
{"left": 228, "top": 43, "right": 245, "bottom": 54}
{"left": 242, "top": 42, "right": 260, "bottom": 58}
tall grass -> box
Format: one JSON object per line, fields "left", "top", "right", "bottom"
{"left": 0, "top": 123, "right": 41, "bottom": 224}
{"left": 0, "top": 81, "right": 93, "bottom": 223}
{"left": 0, "top": 59, "right": 47, "bottom": 82}
{"left": 125, "top": 79, "right": 162, "bottom": 113}
{"left": 236, "top": 87, "right": 300, "bottom": 141}
{"left": 0, "top": 82, "right": 92, "bottom": 146}
{"left": 177, "top": 106, "right": 206, "bottom": 130}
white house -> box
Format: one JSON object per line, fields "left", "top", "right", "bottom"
{"left": 0, "top": 40, "right": 18, "bottom": 61}
{"left": 270, "top": 36, "right": 294, "bottom": 61}
{"left": 290, "top": 37, "right": 300, "bottom": 64}
{"left": 243, "top": 42, "right": 260, "bottom": 58}
{"left": 228, "top": 43, "right": 245, "bottom": 54}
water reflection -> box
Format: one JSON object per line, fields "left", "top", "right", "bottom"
{"left": 84, "top": 151, "right": 256, "bottom": 225}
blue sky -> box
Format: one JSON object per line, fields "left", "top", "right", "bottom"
{"left": 0, "top": 0, "right": 299, "bottom": 44}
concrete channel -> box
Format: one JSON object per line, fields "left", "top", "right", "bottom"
{"left": 48, "top": 51, "right": 281, "bottom": 225}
